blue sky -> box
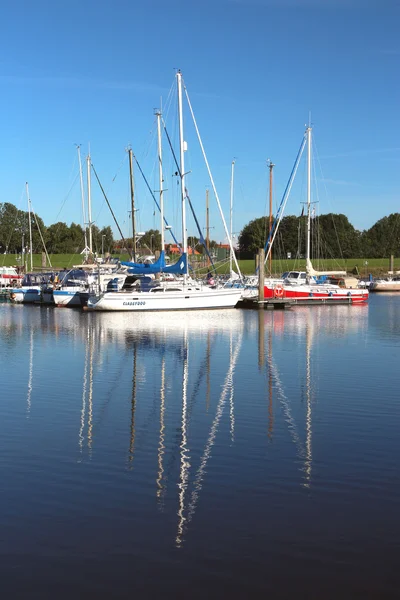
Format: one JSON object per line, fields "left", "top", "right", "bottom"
{"left": 0, "top": 0, "right": 399, "bottom": 245}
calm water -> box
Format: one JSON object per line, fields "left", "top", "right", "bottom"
{"left": 1, "top": 296, "right": 399, "bottom": 599}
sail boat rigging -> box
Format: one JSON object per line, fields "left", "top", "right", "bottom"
{"left": 87, "top": 70, "right": 242, "bottom": 311}
{"left": 262, "top": 126, "right": 369, "bottom": 305}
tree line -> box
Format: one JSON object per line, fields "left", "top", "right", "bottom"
{"left": 2, "top": 199, "right": 399, "bottom": 260}
{"left": 0, "top": 202, "right": 113, "bottom": 255}
{"left": 238, "top": 213, "right": 400, "bottom": 259}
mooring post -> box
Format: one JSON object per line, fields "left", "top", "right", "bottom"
{"left": 258, "top": 248, "right": 265, "bottom": 305}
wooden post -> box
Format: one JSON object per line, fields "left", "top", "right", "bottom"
{"left": 258, "top": 248, "right": 265, "bottom": 305}
{"left": 389, "top": 254, "right": 394, "bottom": 273}
{"left": 41, "top": 252, "right": 46, "bottom": 268}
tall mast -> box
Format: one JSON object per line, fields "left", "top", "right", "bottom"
{"left": 26, "top": 182, "right": 33, "bottom": 271}
{"left": 77, "top": 145, "right": 88, "bottom": 259}
{"left": 155, "top": 110, "right": 165, "bottom": 253}
{"left": 177, "top": 70, "right": 188, "bottom": 277}
{"left": 268, "top": 160, "right": 275, "bottom": 275}
{"left": 128, "top": 148, "right": 136, "bottom": 261}
{"left": 206, "top": 188, "right": 210, "bottom": 264}
{"left": 87, "top": 151, "right": 93, "bottom": 254}
{"left": 306, "top": 126, "right": 312, "bottom": 270}
{"left": 229, "top": 160, "right": 235, "bottom": 277}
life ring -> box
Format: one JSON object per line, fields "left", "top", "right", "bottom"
{"left": 274, "top": 285, "right": 284, "bottom": 298}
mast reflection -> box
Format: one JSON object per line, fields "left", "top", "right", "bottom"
{"left": 176, "top": 325, "right": 190, "bottom": 547}
{"left": 177, "top": 326, "right": 242, "bottom": 546}
{"left": 156, "top": 356, "right": 166, "bottom": 503}
{"left": 128, "top": 341, "right": 138, "bottom": 467}
{"left": 26, "top": 327, "right": 34, "bottom": 418}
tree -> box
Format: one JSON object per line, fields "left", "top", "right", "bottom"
{"left": 138, "top": 229, "right": 161, "bottom": 254}
{"left": 361, "top": 213, "right": 400, "bottom": 258}
{"left": 238, "top": 217, "right": 269, "bottom": 258}
{"left": 315, "top": 213, "right": 362, "bottom": 259}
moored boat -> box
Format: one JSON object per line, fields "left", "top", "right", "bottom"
{"left": 263, "top": 127, "right": 368, "bottom": 306}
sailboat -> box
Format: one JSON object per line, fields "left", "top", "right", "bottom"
{"left": 263, "top": 127, "right": 369, "bottom": 305}
{"left": 87, "top": 71, "right": 242, "bottom": 311}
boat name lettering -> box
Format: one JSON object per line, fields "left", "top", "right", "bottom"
{"left": 122, "top": 301, "right": 146, "bottom": 306}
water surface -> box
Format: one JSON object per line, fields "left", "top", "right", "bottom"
{"left": 1, "top": 296, "right": 399, "bottom": 598}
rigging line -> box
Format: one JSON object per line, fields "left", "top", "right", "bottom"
{"left": 185, "top": 336, "right": 242, "bottom": 530}
{"left": 91, "top": 162, "right": 127, "bottom": 249}
{"left": 313, "top": 138, "right": 345, "bottom": 266}
{"left": 52, "top": 171, "right": 80, "bottom": 224}
{"left": 30, "top": 207, "right": 52, "bottom": 268}
{"left": 161, "top": 118, "right": 217, "bottom": 273}
{"left": 183, "top": 84, "right": 242, "bottom": 280}
{"left": 131, "top": 151, "right": 181, "bottom": 249}
{"left": 263, "top": 132, "right": 307, "bottom": 265}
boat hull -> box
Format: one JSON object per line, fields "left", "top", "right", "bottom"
{"left": 87, "top": 288, "right": 242, "bottom": 311}
{"left": 370, "top": 281, "right": 400, "bottom": 292}
{"left": 10, "top": 287, "right": 42, "bottom": 304}
{"left": 263, "top": 283, "right": 368, "bottom": 305}
{"left": 53, "top": 290, "right": 89, "bottom": 307}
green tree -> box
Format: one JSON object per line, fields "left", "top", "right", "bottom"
{"left": 138, "top": 229, "right": 161, "bottom": 254}
{"left": 315, "top": 213, "right": 361, "bottom": 259}
{"left": 238, "top": 217, "right": 269, "bottom": 258}
{"left": 361, "top": 213, "right": 400, "bottom": 258}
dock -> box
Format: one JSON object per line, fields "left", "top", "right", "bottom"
{"left": 239, "top": 295, "right": 354, "bottom": 309}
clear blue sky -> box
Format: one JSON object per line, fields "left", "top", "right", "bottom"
{"left": 1, "top": 0, "right": 399, "bottom": 245}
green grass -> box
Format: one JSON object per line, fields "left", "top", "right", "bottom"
{"left": 1, "top": 253, "right": 398, "bottom": 277}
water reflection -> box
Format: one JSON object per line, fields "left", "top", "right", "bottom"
{"left": 1, "top": 302, "right": 372, "bottom": 545}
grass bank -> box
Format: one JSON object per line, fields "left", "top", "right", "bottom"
{"left": 1, "top": 253, "right": 398, "bottom": 277}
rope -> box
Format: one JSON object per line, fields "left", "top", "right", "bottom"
{"left": 162, "top": 119, "right": 217, "bottom": 274}
{"left": 91, "top": 162, "right": 128, "bottom": 251}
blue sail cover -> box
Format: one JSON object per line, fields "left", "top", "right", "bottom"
{"left": 121, "top": 251, "right": 166, "bottom": 274}
{"left": 122, "top": 251, "right": 187, "bottom": 275}
{"left": 163, "top": 252, "right": 187, "bottom": 274}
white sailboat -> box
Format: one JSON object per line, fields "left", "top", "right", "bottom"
{"left": 88, "top": 71, "right": 242, "bottom": 311}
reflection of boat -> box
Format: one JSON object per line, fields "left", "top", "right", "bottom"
{"left": 263, "top": 127, "right": 368, "bottom": 305}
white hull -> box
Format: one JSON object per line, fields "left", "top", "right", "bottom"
{"left": 87, "top": 287, "right": 242, "bottom": 311}
{"left": 370, "top": 280, "right": 400, "bottom": 292}
{"left": 53, "top": 289, "right": 86, "bottom": 307}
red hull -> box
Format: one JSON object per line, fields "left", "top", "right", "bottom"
{"left": 264, "top": 285, "right": 368, "bottom": 305}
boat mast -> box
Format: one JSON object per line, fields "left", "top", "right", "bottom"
{"left": 267, "top": 160, "right": 275, "bottom": 275}
{"left": 128, "top": 148, "right": 136, "bottom": 261}
{"left": 77, "top": 145, "right": 88, "bottom": 259}
{"left": 87, "top": 151, "right": 93, "bottom": 254}
{"left": 155, "top": 110, "right": 165, "bottom": 254}
{"left": 306, "top": 126, "right": 312, "bottom": 276}
{"left": 25, "top": 182, "right": 33, "bottom": 271}
{"left": 177, "top": 70, "right": 188, "bottom": 278}
{"left": 206, "top": 188, "right": 210, "bottom": 266}
{"left": 229, "top": 160, "right": 235, "bottom": 277}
